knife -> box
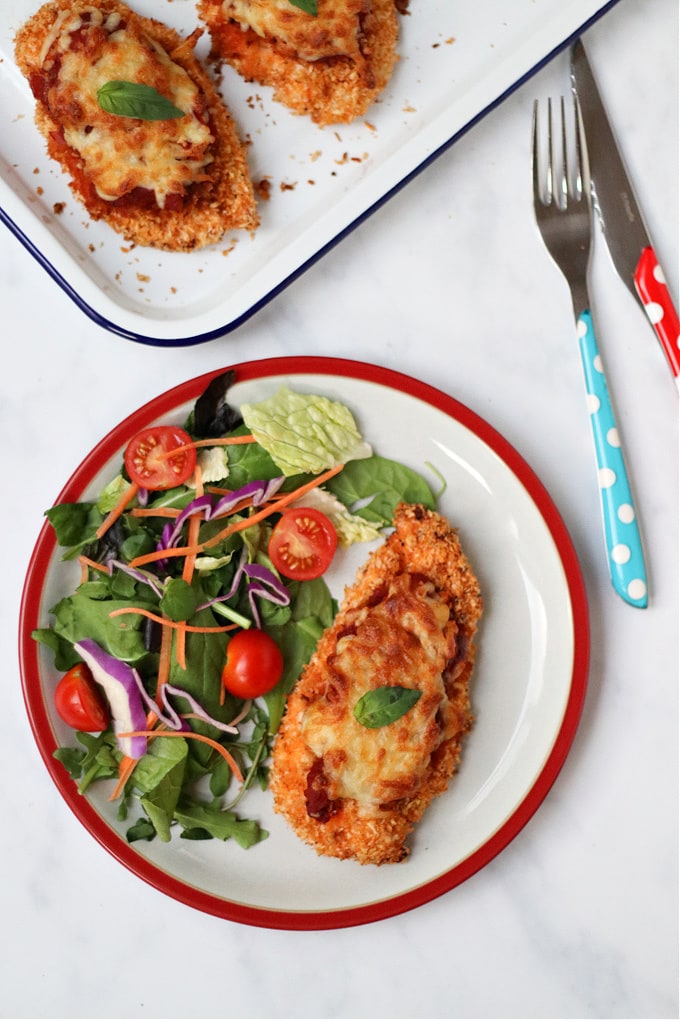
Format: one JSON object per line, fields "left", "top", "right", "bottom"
{"left": 571, "top": 39, "right": 680, "bottom": 390}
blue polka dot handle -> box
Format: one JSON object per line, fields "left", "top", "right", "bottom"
{"left": 577, "top": 309, "right": 648, "bottom": 607}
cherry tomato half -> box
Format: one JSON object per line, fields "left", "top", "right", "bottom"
{"left": 221, "top": 629, "right": 284, "bottom": 700}
{"left": 268, "top": 506, "right": 338, "bottom": 581}
{"left": 54, "top": 663, "right": 110, "bottom": 732}
{"left": 124, "top": 426, "right": 196, "bottom": 491}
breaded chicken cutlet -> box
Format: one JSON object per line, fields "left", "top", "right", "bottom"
{"left": 269, "top": 503, "right": 483, "bottom": 865}
{"left": 197, "top": 0, "right": 400, "bottom": 126}
{"left": 14, "top": 0, "right": 258, "bottom": 251}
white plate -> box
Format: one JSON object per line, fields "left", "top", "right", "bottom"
{"left": 19, "top": 358, "right": 589, "bottom": 929}
{"left": 0, "top": 0, "right": 620, "bottom": 344}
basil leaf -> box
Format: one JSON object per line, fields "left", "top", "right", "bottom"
{"left": 354, "top": 686, "right": 422, "bottom": 729}
{"left": 289, "top": 0, "right": 318, "bottom": 13}
{"left": 97, "top": 81, "right": 185, "bottom": 121}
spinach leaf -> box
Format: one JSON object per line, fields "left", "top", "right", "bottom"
{"left": 140, "top": 747, "right": 186, "bottom": 843}
{"left": 160, "top": 578, "right": 201, "bottom": 622}
{"left": 289, "top": 0, "right": 317, "bottom": 12}
{"left": 130, "top": 735, "right": 188, "bottom": 795}
{"left": 45, "top": 502, "right": 103, "bottom": 550}
{"left": 77, "top": 580, "right": 111, "bottom": 601}
{"left": 265, "top": 616, "right": 324, "bottom": 731}
{"left": 262, "top": 576, "right": 335, "bottom": 730}
{"left": 169, "top": 602, "right": 235, "bottom": 723}
{"left": 354, "top": 686, "right": 422, "bottom": 728}
{"left": 32, "top": 627, "right": 81, "bottom": 671}
{"left": 327, "top": 455, "right": 436, "bottom": 525}
{"left": 289, "top": 577, "right": 336, "bottom": 627}
{"left": 50, "top": 592, "right": 156, "bottom": 663}
{"left": 217, "top": 430, "right": 283, "bottom": 490}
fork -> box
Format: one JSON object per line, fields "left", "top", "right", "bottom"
{"left": 532, "top": 95, "right": 647, "bottom": 608}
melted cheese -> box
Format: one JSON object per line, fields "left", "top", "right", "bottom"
{"left": 221, "top": 0, "right": 369, "bottom": 61}
{"left": 301, "top": 576, "right": 455, "bottom": 808}
{"left": 40, "top": 7, "right": 214, "bottom": 208}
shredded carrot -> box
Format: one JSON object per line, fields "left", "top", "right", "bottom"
{"left": 117, "top": 729, "right": 244, "bottom": 783}
{"left": 129, "top": 507, "right": 182, "bottom": 519}
{"left": 96, "top": 481, "right": 140, "bottom": 539}
{"left": 78, "top": 555, "right": 110, "bottom": 583}
{"left": 182, "top": 464, "right": 203, "bottom": 586}
{"left": 109, "top": 606, "right": 238, "bottom": 634}
{"left": 128, "top": 495, "right": 254, "bottom": 522}
{"left": 145, "top": 708, "right": 160, "bottom": 728}
{"left": 129, "top": 463, "right": 345, "bottom": 569}
{"left": 159, "top": 435, "right": 257, "bottom": 461}
{"left": 79, "top": 555, "right": 110, "bottom": 576}
{"left": 95, "top": 483, "right": 139, "bottom": 542}
{"left": 193, "top": 435, "right": 256, "bottom": 446}
{"left": 156, "top": 623, "right": 173, "bottom": 701}
{"left": 109, "top": 754, "right": 137, "bottom": 801}
{"left": 108, "top": 709, "right": 161, "bottom": 801}
{"left": 176, "top": 466, "right": 204, "bottom": 671}
{"left": 174, "top": 637, "right": 186, "bottom": 673}
{"left": 206, "top": 486, "right": 288, "bottom": 503}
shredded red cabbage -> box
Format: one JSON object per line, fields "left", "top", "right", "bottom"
{"left": 128, "top": 668, "right": 241, "bottom": 735}
{"left": 153, "top": 477, "right": 285, "bottom": 570}
{"left": 211, "top": 477, "right": 285, "bottom": 519}
{"left": 195, "top": 548, "right": 291, "bottom": 629}
{"left": 243, "top": 562, "right": 290, "bottom": 629}
{"left": 109, "top": 559, "right": 164, "bottom": 599}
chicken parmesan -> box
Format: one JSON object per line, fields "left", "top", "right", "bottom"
{"left": 269, "top": 503, "right": 483, "bottom": 865}
{"left": 197, "top": 0, "right": 400, "bottom": 126}
{"left": 14, "top": 0, "right": 258, "bottom": 251}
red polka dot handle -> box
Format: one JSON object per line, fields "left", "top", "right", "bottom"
{"left": 634, "top": 246, "right": 680, "bottom": 388}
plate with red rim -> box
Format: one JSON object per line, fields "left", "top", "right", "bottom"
{"left": 0, "top": 0, "right": 620, "bottom": 345}
{"left": 19, "top": 356, "right": 589, "bottom": 929}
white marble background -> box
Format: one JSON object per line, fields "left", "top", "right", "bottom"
{"left": 1, "top": 0, "right": 677, "bottom": 1017}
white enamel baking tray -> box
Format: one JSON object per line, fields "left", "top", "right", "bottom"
{"left": 0, "top": 0, "right": 620, "bottom": 345}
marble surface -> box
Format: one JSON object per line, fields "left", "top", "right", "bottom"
{"left": 1, "top": 0, "right": 678, "bottom": 1017}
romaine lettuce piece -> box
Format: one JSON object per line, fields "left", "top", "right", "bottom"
{"left": 240, "top": 387, "right": 372, "bottom": 476}
{"left": 287, "top": 487, "right": 381, "bottom": 547}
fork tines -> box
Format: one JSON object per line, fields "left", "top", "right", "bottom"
{"left": 532, "top": 95, "right": 586, "bottom": 209}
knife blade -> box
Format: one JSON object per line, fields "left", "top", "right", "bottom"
{"left": 571, "top": 38, "right": 680, "bottom": 389}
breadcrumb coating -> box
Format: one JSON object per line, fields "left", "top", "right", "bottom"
{"left": 197, "top": 0, "right": 400, "bottom": 126}
{"left": 270, "top": 503, "right": 483, "bottom": 865}
{"left": 14, "top": 0, "right": 258, "bottom": 251}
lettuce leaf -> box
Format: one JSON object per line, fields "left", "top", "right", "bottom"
{"left": 241, "top": 387, "right": 372, "bottom": 476}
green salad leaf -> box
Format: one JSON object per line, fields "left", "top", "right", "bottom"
{"left": 241, "top": 387, "right": 372, "bottom": 476}
{"left": 49, "top": 592, "right": 156, "bottom": 663}
{"left": 326, "top": 454, "right": 437, "bottom": 526}
{"left": 45, "top": 502, "right": 103, "bottom": 554}
{"left": 41, "top": 378, "right": 443, "bottom": 854}
{"left": 173, "top": 799, "right": 267, "bottom": 848}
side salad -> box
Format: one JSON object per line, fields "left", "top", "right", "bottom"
{"left": 34, "top": 371, "right": 438, "bottom": 850}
